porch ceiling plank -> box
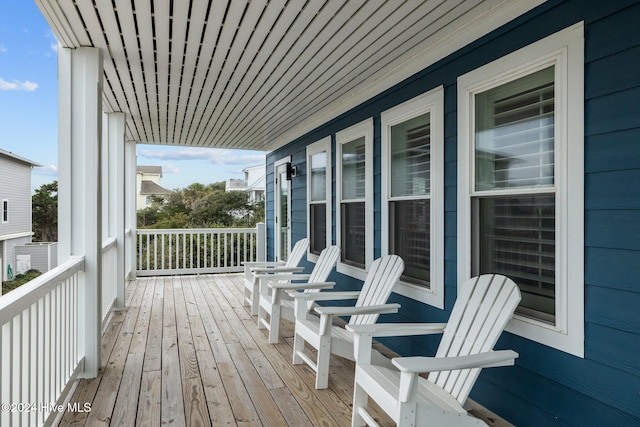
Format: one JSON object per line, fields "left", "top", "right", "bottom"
{"left": 189, "top": 0, "right": 295, "bottom": 148}
{"left": 171, "top": 0, "right": 211, "bottom": 147}
{"left": 240, "top": 0, "right": 484, "bottom": 149}
{"left": 202, "top": 0, "right": 333, "bottom": 148}
{"left": 133, "top": 0, "right": 161, "bottom": 144}
{"left": 260, "top": 0, "right": 463, "bottom": 141}
{"left": 114, "top": 0, "right": 153, "bottom": 144}
{"left": 166, "top": 0, "right": 190, "bottom": 145}
{"left": 35, "top": 0, "right": 82, "bottom": 46}
{"left": 227, "top": 0, "right": 417, "bottom": 150}
{"left": 180, "top": 0, "right": 232, "bottom": 147}
{"left": 153, "top": 0, "right": 170, "bottom": 144}
{"left": 36, "top": 0, "right": 544, "bottom": 151}
{"left": 92, "top": 0, "right": 139, "bottom": 133}
{"left": 214, "top": 0, "right": 354, "bottom": 149}
{"left": 49, "top": 0, "right": 91, "bottom": 46}
{"left": 183, "top": 0, "right": 254, "bottom": 148}
{"left": 262, "top": 0, "right": 521, "bottom": 151}
{"left": 185, "top": 0, "right": 269, "bottom": 147}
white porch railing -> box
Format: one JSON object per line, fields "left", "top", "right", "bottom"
{"left": 101, "top": 237, "right": 117, "bottom": 323}
{"left": 136, "top": 223, "right": 266, "bottom": 276}
{"left": 0, "top": 257, "right": 85, "bottom": 427}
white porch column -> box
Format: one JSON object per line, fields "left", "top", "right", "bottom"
{"left": 125, "top": 140, "right": 137, "bottom": 279}
{"left": 106, "top": 112, "right": 126, "bottom": 309}
{"left": 58, "top": 46, "right": 103, "bottom": 378}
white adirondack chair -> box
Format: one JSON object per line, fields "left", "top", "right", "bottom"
{"left": 288, "top": 255, "right": 405, "bottom": 389}
{"left": 242, "top": 238, "right": 309, "bottom": 315}
{"left": 257, "top": 245, "right": 341, "bottom": 344}
{"left": 347, "top": 274, "right": 521, "bottom": 427}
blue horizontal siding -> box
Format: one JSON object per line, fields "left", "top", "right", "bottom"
{"left": 264, "top": 0, "right": 640, "bottom": 425}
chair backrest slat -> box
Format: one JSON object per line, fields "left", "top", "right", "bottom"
{"left": 304, "top": 246, "right": 341, "bottom": 310}
{"left": 286, "top": 238, "right": 310, "bottom": 268}
{"left": 429, "top": 274, "right": 520, "bottom": 404}
{"left": 349, "top": 255, "right": 404, "bottom": 326}
{"left": 307, "top": 246, "right": 340, "bottom": 284}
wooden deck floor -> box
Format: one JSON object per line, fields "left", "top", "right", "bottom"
{"left": 56, "top": 274, "right": 512, "bottom": 427}
{"left": 56, "top": 274, "right": 396, "bottom": 426}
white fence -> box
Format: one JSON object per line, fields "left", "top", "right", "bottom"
{"left": 0, "top": 257, "right": 85, "bottom": 427}
{"left": 136, "top": 224, "right": 266, "bottom": 276}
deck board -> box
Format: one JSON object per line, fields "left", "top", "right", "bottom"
{"left": 57, "top": 274, "right": 434, "bottom": 426}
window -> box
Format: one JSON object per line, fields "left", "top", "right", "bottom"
{"left": 336, "top": 119, "right": 373, "bottom": 279}
{"left": 381, "top": 88, "right": 444, "bottom": 308}
{"left": 307, "top": 137, "right": 332, "bottom": 261}
{"left": 458, "top": 23, "right": 584, "bottom": 356}
{"left": 2, "top": 199, "right": 7, "bottom": 223}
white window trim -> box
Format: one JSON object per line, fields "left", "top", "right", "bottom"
{"left": 274, "top": 156, "right": 292, "bottom": 262}
{"left": 336, "top": 118, "right": 374, "bottom": 280}
{"left": 381, "top": 87, "right": 445, "bottom": 308}
{"left": 2, "top": 199, "right": 8, "bottom": 223}
{"left": 306, "top": 137, "right": 332, "bottom": 263}
{"left": 457, "top": 23, "right": 584, "bottom": 357}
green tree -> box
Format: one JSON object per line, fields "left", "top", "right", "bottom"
{"left": 32, "top": 181, "right": 58, "bottom": 241}
{"left": 189, "top": 190, "right": 249, "bottom": 227}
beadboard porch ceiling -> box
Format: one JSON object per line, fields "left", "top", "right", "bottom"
{"left": 36, "top": 0, "right": 543, "bottom": 152}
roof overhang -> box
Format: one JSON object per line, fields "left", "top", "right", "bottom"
{"left": 36, "top": 0, "right": 544, "bottom": 153}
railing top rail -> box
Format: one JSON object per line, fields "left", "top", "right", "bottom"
{"left": 0, "top": 256, "right": 85, "bottom": 325}
{"left": 137, "top": 227, "right": 258, "bottom": 234}
{"left": 102, "top": 237, "right": 117, "bottom": 251}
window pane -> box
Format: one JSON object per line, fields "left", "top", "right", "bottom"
{"left": 342, "top": 137, "right": 366, "bottom": 200}
{"left": 390, "top": 200, "right": 430, "bottom": 287}
{"left": 341, "top": 202, "right": 365, "bottom": 268}
{"left": 475, "top": 66, "right": 555, "bottom": 191}
{"left": 476, "top": 195, "right": 555, "bottom": 324}
{"left": 391, "top": 113, "right": 431, "bottom": 197}
{"left": 310, "top": 203, "right": 326, "bottom": 255}
{"left": 310, "top": 152, "right": 327, "bottom": 202}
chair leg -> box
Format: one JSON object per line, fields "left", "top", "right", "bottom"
{"left": 315, "top": 333, "right": 331, "bottom": 389}
{"left": 250, "top": 280, "right": 259, "bottom": 316}
{"left": 257, "top": 302, "right": 266, "bottom": 329}
{"left": 292, "top": 332, "right": 305, "bottom": 365}
{"left": 352, "top": 381, "right": 368, "bottom": 427}
{"left": 268, "top": 303, "right": 281, "bottom": 344}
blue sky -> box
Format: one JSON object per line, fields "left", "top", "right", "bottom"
{"left": 0, "top": 2, "right": 265, "bottom": 191}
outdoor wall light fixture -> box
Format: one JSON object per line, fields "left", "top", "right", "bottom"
{"left": 286, "top": 162, "right": 297, "bottom": 180}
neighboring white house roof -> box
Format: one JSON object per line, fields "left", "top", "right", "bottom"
{"left": 36, "top": 0, "right": 543, "bottom": 152}
{"left": 140, "top": 180, "right": 172, "bottom": 195}
{"left": 137, "top": 165, "right": 163, "bottom": 176}
{"left": 247, "top": 174, "right": 266, "bottom": 191}
{"left": 0, "top": 148, "right": 41, "bottom": 167}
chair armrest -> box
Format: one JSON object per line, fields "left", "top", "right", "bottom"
{"left": 287, "top": 290, "right": 361, "bottom": 301}
{"left": 269, "top": 281, "right": 335, "bottom": 290}
{"left": 392, "top": 350, "right": 519, "bottom": 373}
{"left": 346, "top": 322, "right": 447, "bottom": 337}
{"left": 253, "top": 266, "right": 305, "bottom": 275}
{"left": 264, "top": 274, "right": 311, "bottom": 283}
{"left": 243, "top": 261, "right": 286, "bottom": 267}
{"left": 314, "top": 303, "right": 400, "bottom": 317}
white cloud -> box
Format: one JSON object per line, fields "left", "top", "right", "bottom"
{"left": 34, "top": 164, "right": 58, "bottom": 176}
{"left": 0, "top": 44, "right": 7, "bottom": 53}
{"left": 139, "top": 147, "right": 265, "bottom": 166}
{"left": 162, "top": 163, "right": 180, "bottom": 173}
{"left": 46, "top": 31, "right": 58, "bottom": 54}
{"left": 0, "top": 77, "right": 39, "bottom": 91}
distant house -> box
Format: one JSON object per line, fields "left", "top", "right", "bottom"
{"left": 136, "top": 165, "right": 172, "bottom": 210}
{"left": 0, "top": 149, "right": 40, "bottom": 282}
{"left": 225, "top": 164, "right": 265, "bottom": 204}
